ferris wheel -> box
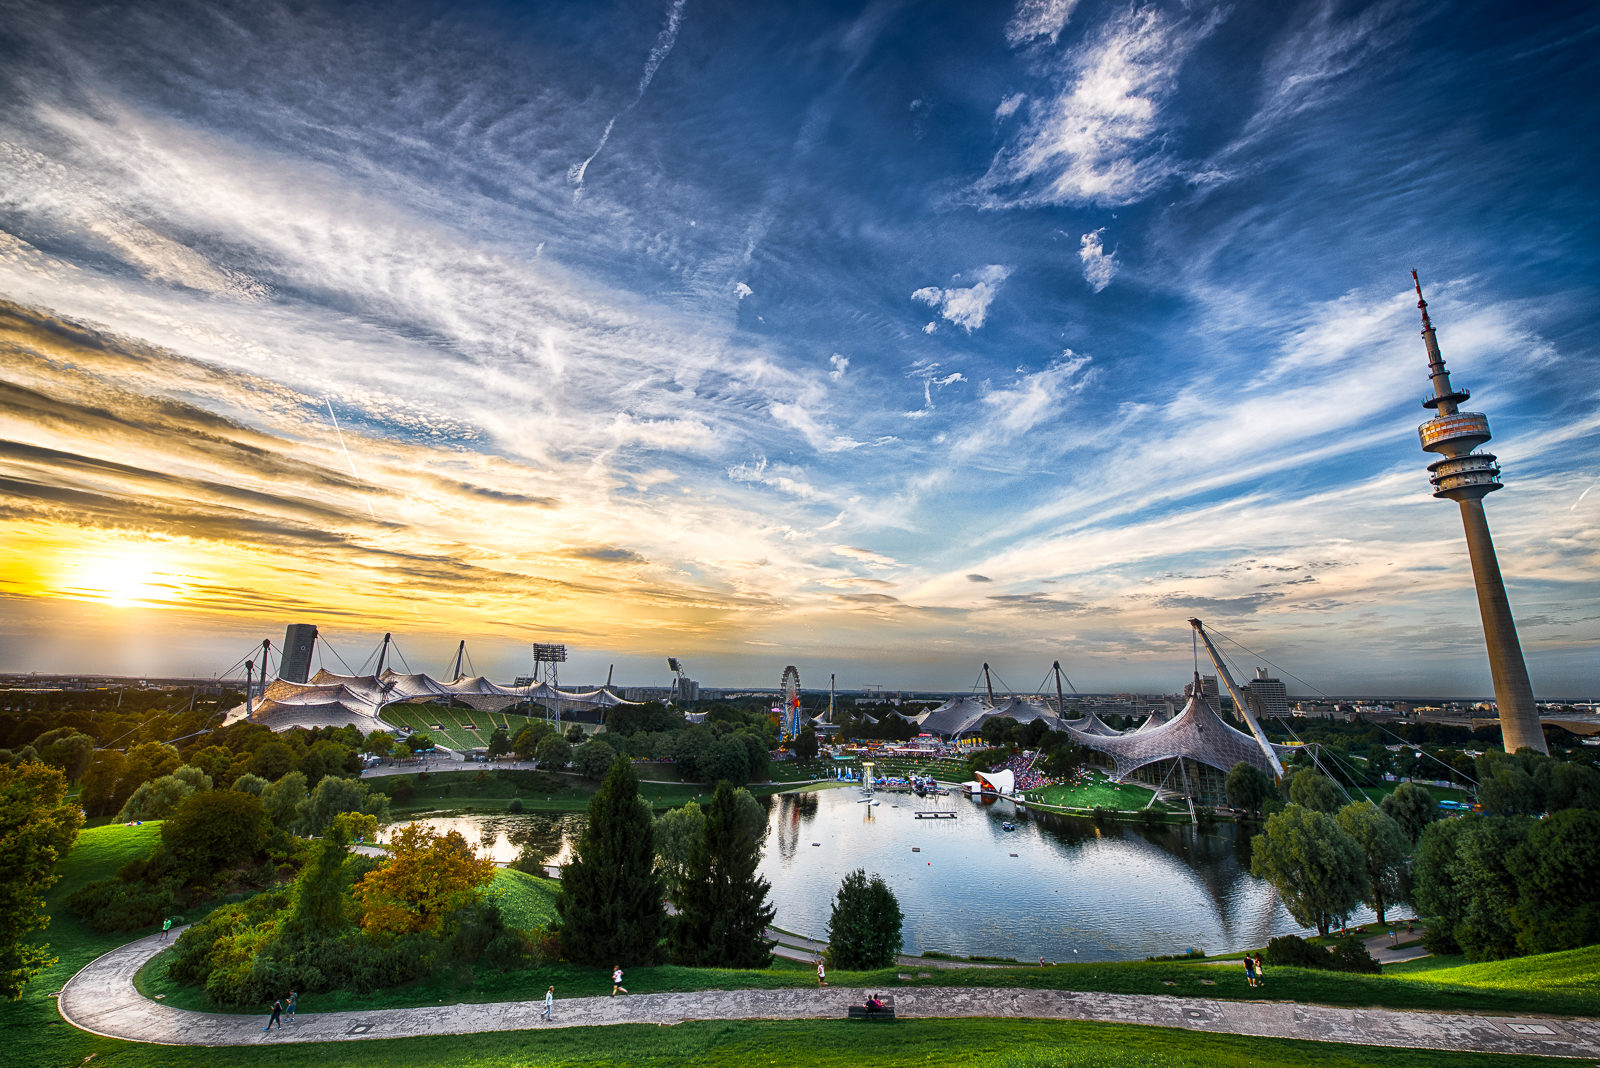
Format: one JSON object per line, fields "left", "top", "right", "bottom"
{"left": 779, "top": 665, "right": 802, "bottom": 740}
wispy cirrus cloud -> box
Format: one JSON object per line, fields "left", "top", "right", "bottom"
{"left": 978, "top": 4, "right": 1222, "bottom": 207}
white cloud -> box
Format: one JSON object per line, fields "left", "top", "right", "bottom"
{"left": 833, "top": 545, "right": 901, "bottom": 569}
{"left": 1079, "top": 228, "right": 1117, "bottom": 292}
{"left": 1005, "top": 0, "right": 1081, "bottom": 47}
{"left": 829, "top": 353, "right": 849, "bottom": 382}
{"left": 734, "top": 281, "right": 753, "bottom": 299}
{"left": 972, "top": 351, "right": 1092, "bottom": 441}
{"left": 978, "top": 5, "right": 1220, "bottom": 207}
{"left": 995, "top": 93, "right": 1026, "bottom": 120}
{"left": 911, "top": 264, "right": 1012, "bottom": 332}
{"left": 922, "top": 321, "right": 937, "bottom": 334}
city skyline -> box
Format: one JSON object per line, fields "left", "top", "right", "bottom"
{"left": 0, "top": 0, "right": 1596, "bottom": 695}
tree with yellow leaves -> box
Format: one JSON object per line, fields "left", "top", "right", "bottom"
{"left": 356, "top": 823, "right": 496, "bottom": 937}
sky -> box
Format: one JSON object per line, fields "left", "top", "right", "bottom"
{"left": 0, "top": 0, "right": 1596, "bottom": 697}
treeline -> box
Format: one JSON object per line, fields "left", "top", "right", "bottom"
{"left": 1242, "top": 749, "right": 1600, "bottom": 964}
{"left": 535, "top": 701, "right": 775, "bottom": 786}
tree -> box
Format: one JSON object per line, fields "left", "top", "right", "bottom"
{"left": 487, "top": 728, "right": 512, "bottom": 760}
{"left": 161, "top": 789, "right": 268, "bottom": 879}
{"left": 78, "top": 749, "right": 127, "bottom": 817}
{"left": 1336, "top": 801, "right": 1409, "bottom": 924}
{"left": 537, "top": 734, "right": 572, "bottom": 770}
{"left": 573, "top": 739, "right": 617, "bottom": 780}
{"left": 1225, "top": 762, "right": 1273, "bottom": 816}
{"left": 1287, "top": 769, "right": 1344, "bottom": 814}
{"left": 356, "top": 822, "right": 496, "bottom": 936}
{"left": 0, "top": 761, "right": 83, "bottom": 999}
{"left": 564, "top": 724, "right": 586, "bottom": 743}
{"left": 1250, "top": 804, "right": 1365, "bottom": 936}
{"left": 250, "top": 740, "right": 297, "bottom": 781}
{"left": 361, "top": 730, "right": 393, "bottom": 759}
{"left": 118, "top": 774, "right": 196, "bottom": 822}
{"left": 260, "top": 770, "right": 309, "bottom": 829}
{"left": 297, "top": 775, "right": 389, "bottom": 837}
{"left": 1535, "top": 761, "right": 1600, "bottom": 812}
{"left": 33, "top": 729, "right": 94, "bottom": 782}
{"left": 1453, "top": 815, "right": 1532, "bottom": 961}
{"left": 406, "top": 732, "right": 435, "bottom": 754}
{"left": 1412, "top": 816, "right": 1467, "bottom": 955}
{"left": 654, "top": 801, "right": 705, "bottom": 903}
{"left": 670, "top": 782, "right": 775, "bottom": 968}
{"left": 794, "top": 727, "right": 819, "bottom": 762}
{"left": 1505, "top": 809, "right": 1600, "bottom": 955}
{"left": 826, "top": 869, "right": 903, "bottom": 970}
{"left": 1380, "top": 782, "right": 1437, "bottom": 843}
{"left": 511, "top": 721, "right": 551, "bottom": 757}
{"left": 1479, "top": 765, "right": 1542, "bottom": 816}
{"left": 556, "top": 756, "right": 666, "bottom": 966}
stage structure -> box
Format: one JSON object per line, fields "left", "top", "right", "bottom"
{"left": 1410, "top": 273, "right": 1546, "bottom": 754}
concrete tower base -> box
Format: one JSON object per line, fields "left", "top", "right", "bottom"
{"left": 1457, "top": 498, "right": 1546, "bottom": 755}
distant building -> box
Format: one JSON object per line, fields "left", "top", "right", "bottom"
{"left": 676, "top": 677, "right": 699, "bottom": 703}
{"left": 280, "top": 624, "right": 318, "bottom": 683}
{"left": 1243, "top": 668, "right": 1291, "bottom": 718}
{"left": 623, "top": 686, "right": 677, "bottom": 703}
{"left": 1184, "top": 675, "right": 1219, "bottom": 701}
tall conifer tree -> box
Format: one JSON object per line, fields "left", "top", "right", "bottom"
{"left": 556, "top": 756, "right": 665, "bottom": 965}
{"left": 669, "top": 781, "right": 775, "bottom": 968}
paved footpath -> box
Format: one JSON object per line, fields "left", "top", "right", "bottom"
{"left": 59, "top": 931, "right": 1600, "bottom": 1058}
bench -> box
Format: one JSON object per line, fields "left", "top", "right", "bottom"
{"left": 846, "top": 996, "right": 896, "bottom": 1021}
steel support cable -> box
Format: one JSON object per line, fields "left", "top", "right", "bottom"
{"left": 1206, "top": 624, "right": 1478, "bottom": 788}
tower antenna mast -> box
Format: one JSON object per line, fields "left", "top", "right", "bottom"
{"left": 1410, "top": 272, "right": 1545, "bottom": 754}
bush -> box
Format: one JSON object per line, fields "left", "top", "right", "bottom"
{"left": 69, "top": 876, "right": 178, "bottom": 933}
{"left": 1264, "top": 934, "right": 1327, "bottom": 969}
{"left": 508, "top": 797, "right": 524, "bottom": 813}
{"left": 1328, "top": 933, "right": 1382, "bottom": 973}
{"left": 389, "top": 777, "right": 416, "bottom": 804}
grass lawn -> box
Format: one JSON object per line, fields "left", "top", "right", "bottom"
{"left": 16, "top": 1015, "right": 1591, "bottom": 1068}
{"left": 134, "top": 944, "right": 1600, "bottom": 1020}
{"left": 1026, "top": 774, "right": 1171, "bottom": 813}
{"left": 490, "top": 868, "right": 561, "bottom": 931}
{"left": 0, "top": 822, "right": 166, "bottom": 1068}
{"left": 1394, "top": 945, "right": 1600, "bottom": 996}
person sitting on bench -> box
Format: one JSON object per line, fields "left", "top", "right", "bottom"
{"left": 865, "top": 995, "right": 884, "bottom": 1014}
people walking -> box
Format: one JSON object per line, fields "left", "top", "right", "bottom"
{"left": 816, "top": 956, "right": 827, "bottom": 987}
{"left": 1253, "top": 954, "right": 1266, "bottom": 988}
{"left": 286, "top": 990, "right": 298, "bottom": 1021}
{"left": 1243, "top": 955, "right": 1257, "bottom": 987}
{"left": 263, "top": 998, "right": 283, "bottom": 1032}
{"left": 159, "top": 917, "right": 172, "bottom": 941}
{"left": 611, "top": 966, "right": 627, "bottom": 996}
{"left": 541, "top": 986, "right": 554, "bottom": 1021}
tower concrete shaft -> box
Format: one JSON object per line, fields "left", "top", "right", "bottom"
{"left": 1412, "top": 273, "right": 1545, "bottom": 754}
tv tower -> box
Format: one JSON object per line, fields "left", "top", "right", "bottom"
{"left": 1411, "top": 272, "right": 1546, "bottom": 755}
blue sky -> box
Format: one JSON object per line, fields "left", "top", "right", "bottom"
{"left": 0, "top": 0, "right": 1595, "bottom": 696}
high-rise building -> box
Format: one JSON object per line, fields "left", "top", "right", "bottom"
{"left": 1410, "top": 273, "right": 1546, "bottom": 754}
{"left": 280, "top": 623, "right": 318, "bottom": 683}
{"left": 1244, "top": 667, "right": 1291, "bottom": 718}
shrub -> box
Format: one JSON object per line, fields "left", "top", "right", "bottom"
{"left": 1264, "top": 934, "right": 1327, "bottom": 969}
{"left": 389, "top": 777, "right": 416, "bottom": 804}
{"left": 508, "top": 797, "right": 524, "bottom": 813}
{"left": 1328, "top": 933, "right": 1382, "bottom": 973}
{"left": 69, "top": 876, "right": 178, "bottom": 933}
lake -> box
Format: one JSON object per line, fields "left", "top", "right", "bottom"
{"left": 389, "top": 783, "right": 1375, "bottom": 961}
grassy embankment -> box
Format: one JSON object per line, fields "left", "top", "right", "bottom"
{"left": 0, "top": 822, "right": 165, "bottom": 1068}
{"left": 12, "top": 828, "right": 1598, "bottom": 1068}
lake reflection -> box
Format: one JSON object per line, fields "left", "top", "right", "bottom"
{"left": 756, "top": 785, "right": 1374, "bottom": 962}
{"left": 381, "top": 785, "right": 1374, "bottom": 960}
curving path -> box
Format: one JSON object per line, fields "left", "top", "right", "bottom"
{"left": 59, "top": 931, "right": 1600, "bottom": 1058}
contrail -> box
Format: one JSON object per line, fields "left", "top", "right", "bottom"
{"left": 1572, "top": 482, "right": 1597, "bottom": 511}
{"left": 326, "top": 398, "right": 378, "bottom": 520}
{"left": 569, "top": 0, "right": 688, "bottom": 197}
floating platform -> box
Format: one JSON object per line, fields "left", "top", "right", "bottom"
{"left": 914, "top": 811, "right": 957, "bottom": 819}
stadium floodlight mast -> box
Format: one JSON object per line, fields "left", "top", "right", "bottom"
{"left": 532, "top": 643, "right": 567, "bottom": 728}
